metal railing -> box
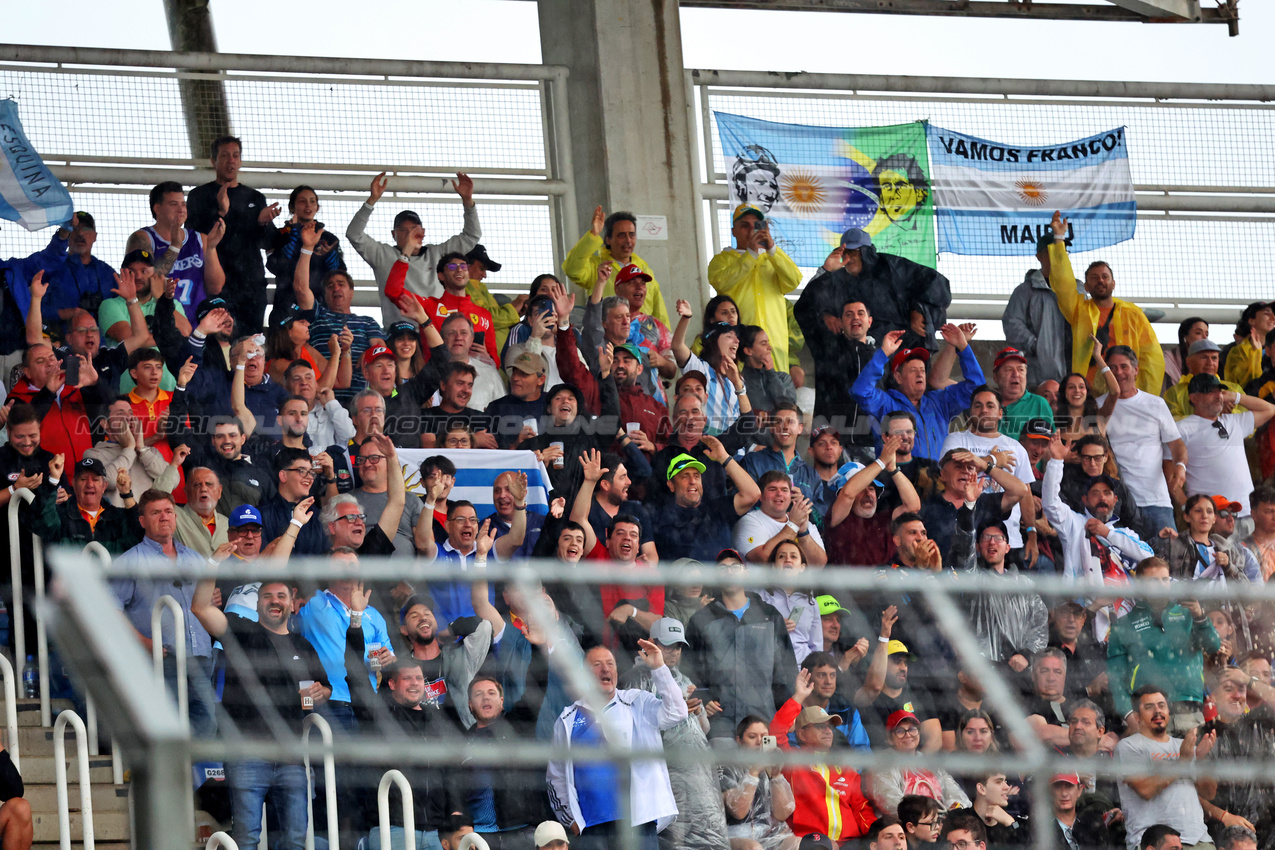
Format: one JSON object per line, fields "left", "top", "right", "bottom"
{"left": 150, "top": 596, "right": 189, "bottom": 734}
{"left": 377, "top": 769, "right": 416, "bottom": 850}
{"left": 0, "top": 655, "right": 18, "bottom": 771}
{"left": 302, "top": 712, "right": 338, "bottom": 850}
{"left": 6, "top": 489, "right": 33, "bottom": 695}
{"left": 205, "top": 832, "right": 240, "bottom": 850}
{"left": 53, "top": 709, "right": 94, "bottom": 850}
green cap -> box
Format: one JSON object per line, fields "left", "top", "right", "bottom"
{"left": 667, "top": 453, "right": 707, "bottom": 480}
{"left": 816, "top": 595, "right": 845, "bottom": 616}
{"left": 615, "top": 343, "right": 645, "bottom": 364}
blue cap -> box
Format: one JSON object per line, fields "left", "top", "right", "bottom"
{"left": 840, "top": 228, "right": 872, "bottom": 250}
{"left": 837, "top": 460, "right": 884, "bottom": 490}
{"left": 229, "top": 505, "right": 263, "bottom": 528}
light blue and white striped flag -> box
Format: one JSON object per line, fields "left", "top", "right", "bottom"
{"left": 0, "top": 100, "right": 74, "bottom": 231}
{"left": 927, "top": 125, "right": 1135, "bottom": 255}
{"left": 396, "top": 449, "right": 552, "bottom": 519}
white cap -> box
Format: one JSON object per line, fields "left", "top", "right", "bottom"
{"left": 648, "top": 617, "right": 689, "bottom": 647}
{"left": 456, "top": 834, "right": 491, "bottom": 850}
{"left": 535, "top": 821, "right": 571, "bottom": 847}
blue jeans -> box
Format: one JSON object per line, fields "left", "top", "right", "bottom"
{"left": 1141, "top": 505, "right": 1177, "bottom": 539}
{"left": 366, "top": 826, "right": 443, "bottom": 850}
{"left": 164, "top": 654, "right": 217, "bottom": 738}
{"left": 226, "top": 760, "right": 309, "bottom": 850}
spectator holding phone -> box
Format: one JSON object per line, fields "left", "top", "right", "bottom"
{"left": 720, "top": 714, "right": 800, "bottom": 850}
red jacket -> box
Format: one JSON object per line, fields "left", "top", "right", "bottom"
{"left": 555, "top": 326, "right": 668, "bottom": 453}
{"left": 6, "top": 380, "right": 94, "bottom": 465}
{"left": 769, "top": 698, "right": 877, "bottom": 841}
{"left": 384, "top": 261, "right": 498, "bottom": 364}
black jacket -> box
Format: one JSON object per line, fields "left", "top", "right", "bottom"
{"left": 791, "top": 312, "right": 877, "bottom": 444}
{"left": 463, "top": 716, "right": 549, "bottom": 830}
{"left": 28, "top": 481, "right": 142, "bottom": 555}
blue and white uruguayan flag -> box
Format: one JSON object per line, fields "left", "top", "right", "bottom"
{"left": 397, "top": 449, "right": 552, "bottom": 519}
{"left": 0, "top": 100, "right": 74, "bottom": 231}
{"left": 927, "top": 125, "right": 1135, "bottom": 255}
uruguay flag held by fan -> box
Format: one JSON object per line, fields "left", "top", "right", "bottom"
{"left": 0, "top": 99, "right": 74, "bottom": 231}
{"left": 927, "top": 124, "right": 1136, "bottom": 255}
{"left": 396, "top": 448, "right": 552, "bottom": 519}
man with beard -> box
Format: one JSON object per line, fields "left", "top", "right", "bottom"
{"left": 1114, "top": 686, "right": 1214, "bottom": 850}
{"left": 485, "top": 349, "right": 550, "bottom": 449}
{"left": 1108, "top": 558, "right": 1220, "bottom": 736}
{"left": 796, "top": 228, "right": 949, "bottom": 353}
{"left": 826, "top": 438, "right": 918, "bottom": 565}
{"left": 853, "top": 636, "right": 942, "bottom": 752}
{"left": 806, "top": 427, "right": 849, "bottom": 519}
{"left": 794, "top": 295, "right": 877, "bottom": 449}
{"left": 1198, "top": 667, "right": 1275, "bottom": 842}
{"left": 256, "top": 395, "right": 347, "bottom": 497}
{"left": 418, "top": 361, "right": 499, "bottom": 450}
{"left": 198, "top": 415, "right": 274, "bottom": 514}
{"left": 282, "top": 355, "right": 355, "bottom": 450}
{"left": 190, "top": 575, "right": 329, "bottom": 850}
{"left": 1042, "top": 432, "right": 1153, "bottom": 587}
{"left": 742, "top": 403, "right": 825, "bottom": 511}
{"left": 556, "top": 331, "right": 667, "bottom": 459}
{"left": 173, "top": 466, "right": 228, "bottom": 557}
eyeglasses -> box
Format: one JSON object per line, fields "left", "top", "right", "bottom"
{"left": 334, "top": 513, "right": 366, "bottom": 524}
{"left": 1079, "top": 452, "right": 1106, "bottom": 461}
{"left": 230, "top": 527, "right": 262, "bottom": 536}
{"left": 70, "top": 326, "right": 100, "bottom": 335}
{"left": 1213, "top": 420, "right": 1230, "bottom": 440}
{"left": 1217, "top": 509, "right": 1234, "bottom": 519}
{"left": 284, "top": 467, "right": 316, "bottom": 479}
{"left": 891, "top": 725, "right": 920, "bottom": 736}
{"left": 917, "top": 816, "right": 945, "bottom": 828}
{"left": 445, "top": 263, "right": 468, "bottom": 271}
{"left": 357, "top": 454, "right": 386, "bottom": 465}
{"left": 979, "top": 533, "right": 1007, "bottom": 543}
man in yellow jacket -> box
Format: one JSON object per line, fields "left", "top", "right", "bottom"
{"left": 1046, "top": 211, "right": 1164, "bottom": 395}
{"left": 563, "top": 205, "right": 669, "bottom": 328}
{"left": 707, "top": 204, "right": 804, "bottom": 373}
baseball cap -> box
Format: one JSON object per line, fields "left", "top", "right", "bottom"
{"left": 1085, "top": 474, "right": 1120, "bottom": 494}
{"left": 816, "top": 595, "right": 845, "bottom": 616}
{"left": 614, "top": 343, "right": 645, "bottom": 364}
{"left": 393, "top": 210, "right": 422, "bottom": 229}
{"left": 195, "top": 296, "right": 229, "bottom": 322}
{"left": 387, "top": 320, "right": 418, "bottom": 340}
{"left": 809, "top": 425, "right": 841, "bottom": 445}
{"left": 361, "top": 345, "right": 394, "bottom": 369}
{"left": 732, "top": 203, "right": 766, "bottom": 223}
{"left": 667, "top": 453, "right": 706, "bottom": 480}
{"left": 836, "top": 460, "right": 885, "bottom": 491}
{"left": 1211, "top": 494, "right": 1242, "bottom": 513}
{"left": 399, "top": 593, "right": 438, "bottom": 623}
{"left": 73, "top": 211, "right": 96, "bottom": 230}
{"left": 1050, "top": 773, "right": 1081, "bottom": 786}
{"left": 886, "top": 709, "right": 920, "bottom": 731}
{"left": 534, "top": 821, "right": 570, "bottom": 848}
{"left": 121, "top": 248, "right": 154, "bottom": 269}
{"left": 716, "top": 548, "right": 744, "bottom": 563}
{"left": 886, "top": 639, "right": 914, "bottom": 657}
{"left": 464, "top": 244, "right": 502, "bottom": 272}
{"left": 993, "top": 346, "right": 1028, "bottom": 370}
{"left": 840, "top": 228, "right": 872, "bottom": 250}
{"left": 616, "top": 264, "right": 653, "bottom": 286}
{"left": 277, "top": 305, "right": 305, "bottom": 328}
{"left": 795, "top": 706, "right": 843, "bottom": 730}
{"left": 1187, "top": 338, "right": 1222, "bottom": 357}
{"left": 649, "top": 617, "right": 689, "bottom": 647}
{"left": 74, "top": 457, "right": 107, "bottom": 478}
{"left": 1053, "top": 599, "right": 1086, "bottom": 615}
{"left": 675, "top": 370, "right": 709, "bottom": 395}
{"left": 1022, "top": 417, "right": 1054, "bottom": 441}
{"left": 1188, "top": 373, "right": 1224, "bottom": 394}
{"left": 702, "top": 322, "right": 738, "bottom": 346}
{"left": 505, "top": 347, "right": 547, "bottom": 376}
{"left": 890, "top": 347, "right": 930, "bottom": 373}
{"left": 229, "top": 505, "right": 263, "bottom": 528}
{"left": 799, "top": 834, "right": 835, "bottom": 850}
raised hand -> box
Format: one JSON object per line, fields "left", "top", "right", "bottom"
{"left": 879, "top": 433, "right": 903, "bottom": 467}
{"left": 403, "top": 224, "right": 424, "bottom": 257}
{"left": 396, "top": 292, "right": 428, "bottom": 324}
{"left": 700, "top": 434, "right": 729, "bottom": 463}
{"left": 475, "top": 518, "right": 497, "bottom": 558}
{"left": 172, "top": 444, "right": 192, "bottom": 467}
{"left": 350, "top": 582, "right": 372, "bottom": 614}
{"left": 452, "top": 172, "right": 474, "bottom": 204}
{"left": 580, "top": 449, "right": 607, "bottom": 483}
{"left": 71, "top": 355, "right": 97, "bottom": 388}
{"left": 880, "top": 605, "right": 899, "bottom": 638}
{"left": 28, "top": 270, "right": 47, "bottom": 301}
{"left": 595, "top": 261, "right": 613, "bottom": 289}
{"left": 549, "top": 496, "right": 566, "bottom": 519}
{"left": 590, "top": 204, "right": 605, "bottom": 237}
{"left": 197, "top": 307, "right": 232, "bottom": 336}
{"left": 177, "top": 356, "right": 198, "bottom": 389}
{"left": 287, "top": 495, "right": 312, "bottom": 524}
{"left": 258, "top": 202, "right": 282, "bottom": 225}
{"left": 1051, "top": 210, "right": 1068, "bottom": 238}
{"left": 1048, "top": 431, "right": 1068, "bottom": 462}
{"left": 116, "top": 467, "right": 132, "bottom": 495}
{"left": 939, "top": 323, "right": 967, "bottom": 350}
{"left": 48, "top": 453, "right": 65, "bottom": 480}
{"left": 597, "top": 342, "right": 614, "bottom": 376}
{"left": 368, "top": 172, "right": 388, "bottom": 205}
{"left": 300, "top": 221, "right": 323, "bottom": 250}
{"left": 675, "top": 299, "right": 693, "bottom": 319}
{"left": 508, "top": 471, "right": 529, "bottom": 504}
{"left": 822, "top": 246, "right": 845, "bottom": 272}
{"left": 793, "top": 667, "right": 814, "bottom": 703}
{"left": 880, "top": 329, "right": 906, "bottom": 357}
{"left": 13, "top": 471, "right": 42, "bottom": 492}
{"left": 112, "top": 267, "right": 138, "bottom": 302}
{"left": 636, "top": 638, "right": 666, "bottom": 670}
{"left": 988, "top": 447, "right": 1016, "bottom": 471}
{"left": 789, "top": 494, "right": 812, "bottom": 530}
{"left": 211, "top": 539, "right": 238, "bottom": 563}
{"left": 959, "top": 322, "right": 978, "bottom": 341}
{"left": 206, "top": 218, "right": 226, "bottom": 251}
{"left": 216, "top": 182, "right": 231, "bottom": 217}
{"left": 548, "top": 281, "right": 575, "bottom": 323}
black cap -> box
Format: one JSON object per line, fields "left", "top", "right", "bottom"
{"left": 1187, "top": 372, "right": 1224, "bottom": 394}
{"left": 399, "top": 593, "right": 437, "bottom": 624}
{"left": 799, "top": 834, "right": 836, "bottom": 850}
{"left": 277, "top": 305, "right": 305, "bottom": 328}
{"left": 121, "top": 249, "right": 155, "bottom": 269}
{"left": 387, "top": 320, "right": 418, "bottom": 340}
{"left": 1086, "top": 473, "right": 1119, "bottom": 494}
{"left": 464, "top": 244, "right": 502, "bottom": 272}
{"left": 196, "top": 296, "right": 229, "bottom": 322}
{"left": 75, "top": 457, "right": 108, "bottom": 478}
{"left": 73, "top": 211, "right": 96, "bottom": 231}
{"left": 393, "top": 210, "right": 422, "bottom": 230}
{"left": 1022, "top": 417, "right": 1054, "bottom": 440}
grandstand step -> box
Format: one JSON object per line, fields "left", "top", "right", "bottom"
{"left": 0, "top": 699, "right": 78, "bottom": 727}
{"left": 32, "top": 809, "right": 129, "bottom": 842}
{"left": 33, "top": 845, "right": 130, "bottom": 850}
{"left": 19, "top": 756, "right": 115, "bottom": 784}
{"left": 25, "top": 782, "right": 129, "bottom": 812}
{"left": 17, "top": 725, "right": 114, "bottom": 756}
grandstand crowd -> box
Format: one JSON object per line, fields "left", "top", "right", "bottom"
{"left": 2, "top": 135, "right": 1275, "bottom": 850}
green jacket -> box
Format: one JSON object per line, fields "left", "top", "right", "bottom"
{"left": 1107, "top": 601, "right": 1220, "bottom": 718}
{"left": 29, "top": 482, "right": 143, "bottom": 556}
{"left": 1002, "top": 392, "right": 1053, "bottom": 440}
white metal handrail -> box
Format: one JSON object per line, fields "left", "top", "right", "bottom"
{"left": 0, "top": 654, "right": 18, "bottom": 771}
{"left": 6, "top": 488, "right": 32, "bottom": 687}
{"left": 33, "top": 519, "right": 48, "bottom": 728}
{"left": 206, "top": 832, "right": 240, "bottom": 850}
{"left": 150, "top": 595, "right": 188, "bottom": 734}
{"left": 81, "top": 547, "right": 112, "bottom": 765}
{"left": 53, "top": 709, "right": 94, "bottom": 850}
{"left": 302, "top": 712, "right": 338, "bottom": 850}
{"left": 378, "top": 769, "right": 416, "bottom": 850}
{"left": 81, "top": 541, "right": 111, "bottom": 564}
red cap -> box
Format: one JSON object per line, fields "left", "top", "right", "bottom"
{"left": 886, "top": 709, "right": 919, "bottom": 731}
{"left": 994, "top": 346, "right": 1028, "bottom": 370}
{"left": 890, "top": 347, "right": 930, "bottom": 372}
{"left": 1051, "top": 773, "right": 1081, "bottom": 786}
{"left": 1211, "top": 495, "right": 1242, "bottom": 513}
{"left": 361, "top": 345, "right": 393, "bottom": 369}
{"left": 616, "top": 264, "right": 653, "bottom": 285}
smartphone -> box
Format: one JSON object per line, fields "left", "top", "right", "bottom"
{"left": 64, "top": 356, "right": 80, "bottom": 386}
{"left": 758, "top": 220, "right": 769, "bottom": 231}
{"left": 761, "top": 735, "right": 778, "bottom": 751}
{"left": 788, "top": 605, "right": 806, "bottom": 624}
{"left": 696, "top": 688, "right": 715, "bottom": 705}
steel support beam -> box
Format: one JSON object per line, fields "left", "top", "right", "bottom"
{"left": 677, "top": 0, "right": 1232, "bottom": 26}
{"left": 1105, "top": 0, "right": 1200, "bottom": 19}
{"left": 162, "top": 0, "right": 231, "bottom": 161}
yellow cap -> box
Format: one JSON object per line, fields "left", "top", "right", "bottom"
{"left": 732, "top": 203, "right": 765, "bottom": 223}
{"left": 886, "top": 639, "right": 913, "bottom": 656}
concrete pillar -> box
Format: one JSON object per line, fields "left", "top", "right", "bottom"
{"left": 538, "top": 0, "right": 708, "bottom": 310}
{"left": 163, "top": 0, "right": 231, "bottom": 161}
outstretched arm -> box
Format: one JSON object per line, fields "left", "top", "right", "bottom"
{"left": 671, "top": 299, "right": 693, "bottom": 367}
{"left": 471, "top": 522, "right": 507, "bottom": 640}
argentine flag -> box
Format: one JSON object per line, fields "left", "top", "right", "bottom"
{"left": 928, "top": 125, "right": 1135, "bottom": 256}
{"left": 0, "top": 100, "right": 74, "bottom": 231}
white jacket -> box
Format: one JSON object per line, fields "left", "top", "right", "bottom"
{"left": 308, "top": 397, "right": 356, "bottom": 449}
{"left": 345, "top": 201, "right": 481, "bottom": 325}
{"left": 547, "top": 664, "right": 687, "bottom": 832}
